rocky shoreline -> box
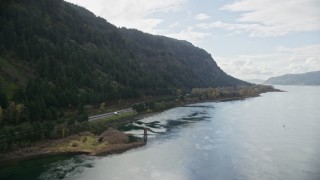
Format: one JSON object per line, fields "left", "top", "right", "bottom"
{"left": 0, "top": 128, "right": 145, "bottom": 167}
{"left": 0, "top": 87, "right": 283, "bottom": 167}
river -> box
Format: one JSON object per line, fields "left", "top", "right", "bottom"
{"left": 1, "top": 85, "right": 320, "bottom": 180}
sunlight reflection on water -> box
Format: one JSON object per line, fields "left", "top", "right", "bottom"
{"left": 37, "top": 86, "right": 320, "bottom": 180}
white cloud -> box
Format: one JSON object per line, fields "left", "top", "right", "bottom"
{"left": 200, "top": 0, "right": 320, "bottom": 37}
{"left": 195, "top": 13, "right": 210, "bottom": 21}
{"left": 276, "top": 44, "right": 320, "bottom": 56}
{"left": 215, "top": 44, "right": 320, "bottom": 79}
{"left": 169, "top": 22, "right": 180, "bottom": 28}
{"left": 166, "top": 26, "right": 210, "bottom": 43}
{"left": 196, "top": 21, "right": 289, "bottom": 37}
{"left": 65, "top": 0, "right": 186, "bottom": 34}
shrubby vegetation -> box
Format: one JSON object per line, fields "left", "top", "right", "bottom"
{"left": 133, "top": 85, "right": 279, "bottom": 114}
{"left": 133, "top": 97, "right": 179, "bottom": 113}
{"left": 190, "top": 85, "right": 278, "bottom": 101}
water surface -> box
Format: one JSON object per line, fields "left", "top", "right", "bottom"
{"left": 1, "top": 86, "right": 320, "bottom": 180}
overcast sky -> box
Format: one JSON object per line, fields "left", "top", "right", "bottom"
{"left": 65, "top": 0, "right": 320, "bottom": 80}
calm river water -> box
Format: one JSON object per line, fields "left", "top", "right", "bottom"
{"left": 1, "top": 86, "right": 320, "bottom": 180}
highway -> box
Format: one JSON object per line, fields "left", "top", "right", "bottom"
{"left": 88, "top": 108, "right": 134, "bottom": 121}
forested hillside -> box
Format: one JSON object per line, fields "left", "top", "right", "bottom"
{"left": 0, "top": 0, "right": 247, "bottom": 125}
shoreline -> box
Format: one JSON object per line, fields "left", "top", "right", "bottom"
{"left": 0, "top": 89, "right": 283, "bottom": 167}
{"left": 0, "top": 129, "right": 145, "bottom": 168}
{"left": 0, "top": 142, "right": 146, "bottom": 168}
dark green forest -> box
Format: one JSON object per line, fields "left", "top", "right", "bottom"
{"left": 0, "top": 0, "right": 248, "bottom": 130}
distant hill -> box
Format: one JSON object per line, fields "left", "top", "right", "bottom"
{"left": 0, "top": 0, "right": 248, "bottom": 121}
{"left": 245, "top": 79, "right": 265, "bottom": 84}
{"left": 264, "top": 71, "right": 320, "bottom": 85}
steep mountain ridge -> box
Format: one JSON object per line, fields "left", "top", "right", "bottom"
{"left": 0, "top": 0, "right": 247, "bottom": 118}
